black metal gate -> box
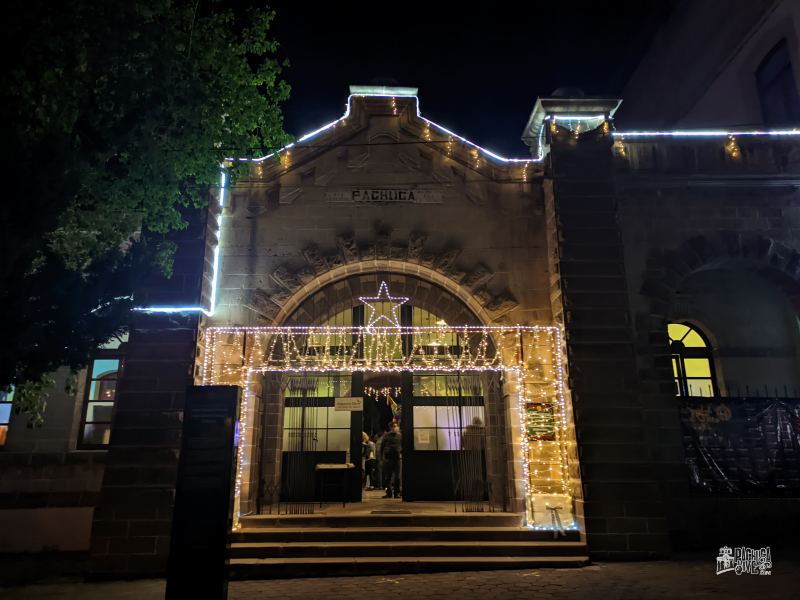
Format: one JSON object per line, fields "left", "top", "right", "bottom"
{"left": 402, "top": 372, "right": 490, "bottom": 510}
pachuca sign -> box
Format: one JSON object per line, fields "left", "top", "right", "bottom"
{"left": 326, "top": 188, "right": 443, "bottom": 204}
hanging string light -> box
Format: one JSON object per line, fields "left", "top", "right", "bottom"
{"left": 364, "top": 386, "right": 402, "bottom": 403}
{"left": 206, "top": 323, "right": 575, "bottom": 531}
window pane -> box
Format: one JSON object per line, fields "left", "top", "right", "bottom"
{"left": 460, "top": 375, "right": 483, "bottom": 396}
{"left": 682, "top": 330, "right": 707, "bottom": 348}
{"left": 684, "top": 359, "right": 711, "bottom": 378}
{"left": 0, "top": 425, "right": 8, "bottom": 447}
{"left": 436, "top": 406, "right": 461, "bottom": 429}
{"left": 687, "top": 379, "right": 714, "bottom": 398}
{"left": 327, "top": 429, "right": 350, "bottom": 452}
{"left": 285, "top": 428, "right": 327, "bottom": 451}
{"left": 331, "top": 377, "right": 352, "bottom": 397}
{"left": 414, "top": 428, "right": 437, "bottom": 450}
{"left": 302, "top": 407, "right": 327, "bottom": 429}
{"left": 286, "top": 376, "right": 321, "bottom": 396}
{"left": 306, "top": 429, "right": 326, "bottom": 451}
{"left": 283, "top": 407, "right": 301, "bottom": 428}
{"left": 413, "top": 308, "right": 445, "bottom": 327}
{"left": 413, "top": 406, "right": 436, "bottom": 428}
{"left": 437, "top": 428, "right": 461, "bottom": 451}
{"left": 328, "top": 407, "right": 351, "bottom": 428}
{"left": 413, "top": 376, "right": 437, "bottom": 396}
{"left": 443, "top": 376, "right": 461, "bottom": 396}
{"left": 93, "top": 379, "right": 117, "bottom": 402}
{"left": 91, "top": 359, "right": 119, "bottom": 380}
{"left": 86, "top": 402, "right": 114, "bottom": 422}
{"left": 668, "top": 324, "right": 689, "bottom": 343}
{"left": 283, "top": 428, "right": 302, "bottom": 450}
{"left": 320, "top": 309, "right": 352, "bottom": 328}
{"left": 83, "top": 423, "right": 112, "bottom": 446}
{"left": 672, "top": 357, "right": 680, "bottom": 377}
{"left": 461, "top": 405, "right": 485, "bottom": 425}
{"left": 0, "top": 403, "right": 11, "bottom": 424}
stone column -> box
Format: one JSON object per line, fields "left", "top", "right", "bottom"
{"left": 258, "top": 373, "right": 286, "bottom": 512}
{"left": 90, "top": 205, "right": 214, "bottom": 577}
{"left": 543, "top": 115, "right": 670, "bottom": 558}
{"left": 482, "top": 372, "right": 509, "bottom": 511}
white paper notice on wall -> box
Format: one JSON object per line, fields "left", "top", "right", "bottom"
{"left": 335, "top": 397, "right": 363, "bottom": 411}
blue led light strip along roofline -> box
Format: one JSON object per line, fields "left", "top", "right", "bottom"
{"left": 613, "top": 129, "right": 800, "bottom": 137}
{"left": 135, "top": 93, "right": 800, "bottom": 316}
{"left": 236, "top": 94, "right": 547, "bottom": 165}
{"left": 133, "top": 170, "right": 227, "bottom": 316}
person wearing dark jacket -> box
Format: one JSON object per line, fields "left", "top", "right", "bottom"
{"left": 381, "top": 422, "right": 402, "bottom": 498}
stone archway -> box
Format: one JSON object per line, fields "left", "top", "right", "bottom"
{"left": 638, "top": 231, "right": 800, "bottom": 396}
{"left": 252, "top": 268, "right": 518, "bottom": 514}
{"left": 633, "top": 231, "right": 800, "bottom": 500}
{"left": 282, "top": 268, "right": 485, "bottom": 327}
{"left": 640, "top": 232, "right": 800, "bottom": 317}
{"left": 243, "top": 232, "right": 521, "bottom": 327}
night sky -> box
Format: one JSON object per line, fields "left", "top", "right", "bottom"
{"left": 266, "top": 1, "right": 675, "bottom": 156}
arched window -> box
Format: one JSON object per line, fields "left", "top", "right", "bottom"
{"left": 755, "top": 39, "right": 800, "bottom": 125}
{"left": 668, "top": 323, "right": 717, "bottom": 398}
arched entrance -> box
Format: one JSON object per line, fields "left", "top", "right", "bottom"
{"left": 200, "top": 270, "right": 576, "bottom": 532}
{"left": 261, "top": 273, "right": 505, "bottom": 509}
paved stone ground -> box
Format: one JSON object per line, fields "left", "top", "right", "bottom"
{"left": 2, "top": 559, "right": 798, "bottom": 600}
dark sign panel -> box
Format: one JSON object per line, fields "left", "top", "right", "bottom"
{"left": 166, "top": 385, "right": 240, "bottom": 599}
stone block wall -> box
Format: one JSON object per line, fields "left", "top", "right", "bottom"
{"left": 0, "top": 451, "right": 105, "bottom": 552}
{"left": 90, "top": 206, "right": 212, "bottom": 577}
{"left": 545, "top": 126, "right": 672, "bottom": 558}
{"left": 0, "top": 362, "right": 105, "bottom": 553}
{"left": 614, "top": 136, "right": 800, "bottom": 551}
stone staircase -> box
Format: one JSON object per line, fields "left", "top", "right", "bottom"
{"left": 228, "top": 511, "right": 588, "bottom": 578}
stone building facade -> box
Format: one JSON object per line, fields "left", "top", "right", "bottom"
{"left": 1, "top": 2, "right": 799, "bottom": 576}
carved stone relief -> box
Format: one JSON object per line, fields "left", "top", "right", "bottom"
{"left": 407, "top": 232, "right": 426, "bottom": 262}
{"left": 302, "top": 244, "right": 329, "bottom": 274}
{"left": 246, "top": 289, "right": 280, "bottom": 320}
{"left": 336, "top": 234, "right": 360, "bottom": 263}
{"left": 246, "top": 231, "right": 520, "bottom": 323}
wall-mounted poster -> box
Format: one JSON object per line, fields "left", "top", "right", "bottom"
{"left": 526, "top": 402, "right": 556, "bottom": 441}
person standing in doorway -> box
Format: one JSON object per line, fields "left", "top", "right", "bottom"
{"left": 362, "top": 432, "right": 377, "bottom": 489}
{"left": 374, "top": 431, "right": 386, "bottom": 490}
{"left": 381, "top": 422, "right": 402, "bottom": 498}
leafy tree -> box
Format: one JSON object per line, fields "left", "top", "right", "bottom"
{"left": 1, "top": 0, "right": 290, "bottom": 420}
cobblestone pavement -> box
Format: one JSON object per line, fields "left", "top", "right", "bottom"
{"left": 2, "top": 560, "right": 798, "bottom": 600}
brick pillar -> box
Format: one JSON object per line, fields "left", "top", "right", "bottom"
{"left": 90, "top": 205, "right": 214, "bottom": 577}
{"left": 545, "top": 124, "right": 670, "bottom": 558}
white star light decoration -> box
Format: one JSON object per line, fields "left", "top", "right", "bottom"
{"left": 359, "top": 281, "right": 408, "bottom": 330}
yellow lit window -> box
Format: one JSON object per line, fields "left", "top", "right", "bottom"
{"left": 668, "top": 323, "right": 717, "bottom": 398}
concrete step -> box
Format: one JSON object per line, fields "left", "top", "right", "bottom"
{"left": 228, "top": 555, "right": 590, "bottom": 579}
{"left": 240, "top": 513, "right": 524, "bottom": 529}
{"left": 232, "top": 526, "right": 581, "bottom": 544}
{"left": 230, "top": 540, "right": 587, "bottom": 559}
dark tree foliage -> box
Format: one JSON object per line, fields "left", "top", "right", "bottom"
{"left": 1, "top": 0, "right": 290, "bottom": 420}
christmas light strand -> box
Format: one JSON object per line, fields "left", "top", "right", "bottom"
{"left": 205, "top": 324, "right": 574, "bottom": 530}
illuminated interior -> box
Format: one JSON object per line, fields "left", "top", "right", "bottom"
{"left": 201, "top": 318, "right": 575, "bottom": 531}
{"left": 669, "top": 322, "right": 717, "bottom": 398}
